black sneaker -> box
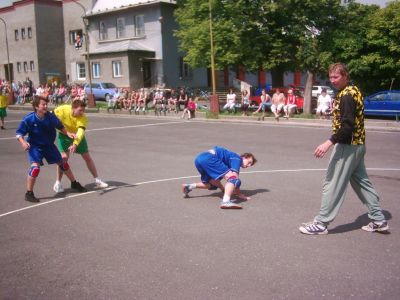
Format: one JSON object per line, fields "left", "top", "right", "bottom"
{"left": 361, "top": 221, "right": 389, "bottom": 232}
{"left": 71, "top": 181, "right": 87, "bottom": 193}
{"left": 25, "top": 191, "right": 39, "bottom": 203}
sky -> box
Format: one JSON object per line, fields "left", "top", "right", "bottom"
{"left": 356, "top": 0, "right": 389, "bottom": 6}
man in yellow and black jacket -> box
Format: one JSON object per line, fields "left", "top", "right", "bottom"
{"left": 299, "top": 63, "right": 389, "bottom": 235}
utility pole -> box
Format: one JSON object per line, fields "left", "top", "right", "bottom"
{"left": 208, "top": 0, "right": 219, "bottom": 114}
{"left": 71, "top": 0, "right": 95, "bottom": 107}
{"left": 0, "top": 17, "right": 13, "bottom": 104}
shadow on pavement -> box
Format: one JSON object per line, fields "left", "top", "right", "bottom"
{"left": 187, "top": 188, "right": 270, "bottom": 200}
{"left": 329, "top": 210, "right": 392, "bottom": 234}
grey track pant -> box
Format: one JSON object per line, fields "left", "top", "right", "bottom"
{"left": 315, "top": 144, "right": 385, "bottom": 225}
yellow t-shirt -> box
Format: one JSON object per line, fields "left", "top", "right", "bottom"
{"left": 54, "top": 105, "right": 88, "bottom": 146}
{"left": 0, "top": 95, "right": 8, "bottom": 109}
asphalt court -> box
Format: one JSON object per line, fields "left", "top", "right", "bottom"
{"left": 1, "top": 110, "right": 400, "bottom": 299}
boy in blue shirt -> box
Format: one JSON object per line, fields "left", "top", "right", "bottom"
{"left": 16, "top": 96, "right": 85, "bottom": 203}
{"left": 181, "top": 146, "right": 257, "bottom": 209}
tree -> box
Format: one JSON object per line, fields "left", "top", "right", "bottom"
{"left": 346, "top": 1, "right": 400, "bottom": 93}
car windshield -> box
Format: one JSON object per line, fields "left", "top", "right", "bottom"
{"left": 102, "top": 83, "right": 117, "bottom": 89}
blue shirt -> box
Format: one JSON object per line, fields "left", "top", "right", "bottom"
{"left": 213, "top": 146, "right": 242, "bottom": 173}
{"left": 16, "top": 112, "right": 64, "bottom": 147}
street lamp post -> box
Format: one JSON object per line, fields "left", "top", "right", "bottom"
{"left": 0, "top": 17, "right": 13, "bottom": 105}
{"left": 71, "top": 0, "right": 95, "bottom": 107}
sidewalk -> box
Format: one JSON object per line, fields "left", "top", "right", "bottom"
{"left": 8, "top": 104, "right": 400, "bottom": 132}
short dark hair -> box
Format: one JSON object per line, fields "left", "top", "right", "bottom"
{"left": 32, "top": 96, "right": 48, "bottom": 111}
{"left": 241, "top": 153, "right": 257, "bottom": 165}
{"left": 71, "top": 99, "right": 87, "bottom": 109}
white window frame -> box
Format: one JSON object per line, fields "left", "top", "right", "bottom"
{"left": 134, "top": 15, "right": 145, "bottom": 36}
{"left": 30, "top": 61, "right": 35, "bottom": 71}
{"left": 112, "top": 61, "right": 122, "bottom": 77}
{"left": 76, "top": 62, "right": 86, "bottom": 80}
{"left": 21, "top": 28, "right": 26, "bottom": 39}
{"left": 14, "top": 29, "right": 19, "bottom": 40}
{"left": 17, "top": 62, "right": 21, "bottom": 73}
{"left": 116, "top": 17, "right": 125, "bottom": 38}
{"left": 92, "top": 62, "right": 101, "bottom": 78}
{"left": 69, "top": 30, "right": 83, "bottom": 45}
{"left": 99, "top": 21, "right": 107, "bottom": 40}
{"left": 23, "top": 62, "right": 28, "bottom": 73}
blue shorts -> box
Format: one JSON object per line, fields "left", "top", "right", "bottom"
{"left": 194, "top": 152, "right": 229, "bottom": 184}
{"left": 28, "top": 144, "right": 63, "bottom": 166}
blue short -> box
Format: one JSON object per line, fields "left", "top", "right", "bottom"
{"left": 28, "top": 144, "right": 63, "bottom": 166}
{"left": 194, "top": 152, "right": 229, "bottom": 184}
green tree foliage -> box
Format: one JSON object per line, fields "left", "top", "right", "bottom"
{"left": 344, "top": 1, "right": 400, "bottom": 93}
{"left": 175, "top": 0, "right": 400, "bottom": 98}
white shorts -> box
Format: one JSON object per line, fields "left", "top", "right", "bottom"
{"left": 271, "top": 103, "right": 284, "bottom": 113}
{"left": 316, "top": 105, "right": 330, "bottom": 114}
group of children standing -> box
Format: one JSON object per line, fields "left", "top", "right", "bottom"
{"left": 15, "top": 96, "right": 108, "bottom": 203}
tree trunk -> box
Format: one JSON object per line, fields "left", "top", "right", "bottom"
{"left": 271, "top": 68, "right": 284, "bottom": 88}
{"left": 303, "top": 70, "right": 315, "bottom": 114}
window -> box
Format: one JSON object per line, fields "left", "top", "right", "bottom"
{"left": 21, "top": 28, "right": 26, "bottom": 39}
{"left": 135, "top": 15, "right": 145, "bottom": 36}
{"left": 69, "top": 30, "right": 83, "bottom": 45}
{"left": 23, "top": 62, "right": 28, "bottom": 72}
{"left": 92, "top": 62, "right": 101, "bottom": 78}
{"left": 112, "top": 61, "right": 122, "bottom": 77}
{"left": 30, "top": 61, "right": 35, "bottom": 71}
{"left": 116, "top": 18, "right": 125, "bottom": 38}
{"left": 77, "top": 63, "right": 86, "bottom": 80}
{"left": 14, "top": 29, "right": 19, "bottom": 40}
{"left": 28, "top": 27, "right": 32, "bottom": 38}
{"left": 99, "top": 21, "right": 107, "bottom": 40}
{"left": 390, "top": 92, "right": 400, "bottom": 101}
{"left": 17, "top": 62, "right": 21, "bottom": 73}
{"left": 179, "top": 57, "right": 191, "bottom": 78}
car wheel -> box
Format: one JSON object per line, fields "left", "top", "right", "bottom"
{"left": 105, "top": 94, "right": 110, "bottom": 101}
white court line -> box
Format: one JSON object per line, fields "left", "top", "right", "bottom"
{"left": 0, "top": 121, "right": 183, "bottom": 141}
{"left": 1, "top": 167, "right": 399, "bottom": 219}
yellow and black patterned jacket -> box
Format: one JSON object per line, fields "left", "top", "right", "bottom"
{"left": 330, "top": 85, "right": 365, "bottom": 145}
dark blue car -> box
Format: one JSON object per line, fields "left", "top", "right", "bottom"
{"left": 364, "top": 90, "right": 400, "bottom": 120}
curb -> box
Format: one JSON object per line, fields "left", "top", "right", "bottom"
{"left": 7, "top": 105, "right": 400, "bottom": 132}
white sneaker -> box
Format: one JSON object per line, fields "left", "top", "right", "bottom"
{"left": 53, "top": 181, "right": 64, "bottom": 193}
{"left": 95, "top": 179, "right": 109, "bottom": 188}
{"left": 220, "top": 201, "right": 242, "bottom": 209}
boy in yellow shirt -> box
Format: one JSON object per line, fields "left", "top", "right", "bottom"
{"left": 0, "top": 82, "right": 10, "bottom": 130}
{"left": 53, "top": 99, "right": 108, "bottom": 192}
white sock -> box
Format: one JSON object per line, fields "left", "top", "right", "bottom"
{"left": 222, "top": 195, "right": 231, "bottom": 203}
{"left": 189, "top": 183, "right": 196, "bottom": 189}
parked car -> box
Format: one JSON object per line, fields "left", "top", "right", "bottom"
{"left": 364, "top": 90, "right": 400, "bottom": 118}
{"left": 84, "top": 82, "right": 117, "bottom": 101}
{"left": 312, "top": 85, "right": 334, "bottom": 98}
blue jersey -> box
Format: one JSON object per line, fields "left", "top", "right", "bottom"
{"left": 194, "top": 146, "right": 242, "bottom": 183}
{"left": 16, "top": 112, "right": 64, "bottom": 147}
{"left": 212, "top": 146, "right": 242, "bottom": 173}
